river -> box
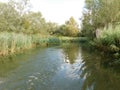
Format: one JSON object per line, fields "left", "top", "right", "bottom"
{"left": 0, "top": 43, "right": 120, "bottom": 90}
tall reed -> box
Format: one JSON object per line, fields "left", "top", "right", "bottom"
{"left": 0, "top": 32, "right": 33, "bottom": 55}
{"left": 0, "top": 32, "right": 86, "bottom": 56}
{"left": 95, "top": 25, "right": 120, "bottom": 54}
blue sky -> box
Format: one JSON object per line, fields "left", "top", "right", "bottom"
{"left": 0, "top": 0, "right": 85, "bottom": 24}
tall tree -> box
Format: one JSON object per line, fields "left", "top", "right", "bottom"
{"left": 84, "top": 0, "right": 120, "bottom": 28}
{"left": 81, "top": 0, "right": 120, "bottom": 38}
{"left": 64, "top": 17, "right": 80, "bottom": 36}
{"left": 0, "top": 2, "right": 20, "bottom": 31}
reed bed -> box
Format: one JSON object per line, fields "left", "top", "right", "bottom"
{"left": 94, "top": 25, "right": 120, "bottom": 58}
{"left": 0, "top": 32, "right": 32, "bottom": 55}
{"left": 0, "top": 32, "right": 86, "bottom": 56}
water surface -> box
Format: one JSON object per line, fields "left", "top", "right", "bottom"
{"left": 0, "top": 44, "right": 120, "bottom": 90}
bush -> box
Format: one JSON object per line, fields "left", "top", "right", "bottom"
{"left": 95, "top": 25, "right": 120, "bottom": 53}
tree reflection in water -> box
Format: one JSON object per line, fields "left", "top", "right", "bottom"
{"left": 62, "top": 44, "right": 81, "bottom": 64}
{"left": 80, "top": 46, "right": 120, "bottom": 90}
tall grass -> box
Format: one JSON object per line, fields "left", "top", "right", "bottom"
{"left": 95, "top": 25, "right": 120, "bottom": 57}
{"left": 0, "top": 32, "right": 86, "bottom": 56}
{"left": 48, "top": 36, "right": 88, "bottom": 45}
{"left": 0, "top": 32, "right": 33, "bottom": 55}
{"left": 59, "top": 37, "right": 88, "bottom": 43}
{"left": 0, "top": 32, "right": 51, "bottom": 55}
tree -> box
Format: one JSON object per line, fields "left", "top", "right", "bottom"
{"left": 22, "top": 12, "right": 48, "bottom": 34}
{"left": 46, "top": 22, "right": 58, "bottom": 35}
{"left": 81, "top": 12, "right": 95, "bottom": 38}
{"left": 0, "top": 2, "right": 20, "bottom": 31}
{"left": 81, "top": 0, "right": 120, "bottom": 38}
{"left": 56, "top": 17, "right": 80, "bottom": 37}
{"left": 0, "top": 0, "right": 32, "bottom": 32}
{"left": 8, "top": 0, "right": 31, "bottom": 15}
{"left": 85, "top": 0, "right": 120, "bottom": 27}
{"left": 65, "top": 17, "right": 80, "bottom": 36}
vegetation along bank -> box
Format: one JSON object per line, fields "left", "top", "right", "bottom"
{"left": 0, "top": 0, "right": 86, "bottom": 56}
{"left": 81, "top": 0, "right": 120, "bottom": 64}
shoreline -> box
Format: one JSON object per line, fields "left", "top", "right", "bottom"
{"left": 0, "top": 32, "right": 87, "bottom": 56}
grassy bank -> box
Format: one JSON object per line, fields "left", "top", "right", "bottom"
{"left": 0, "top": 32, "right": 87, "bottom": 56}
{"left": 93, "top": 25, "right": 120, "bottom": 64}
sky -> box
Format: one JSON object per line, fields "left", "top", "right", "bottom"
{"left": 0, "top": 0, "right": 85, "bottom": 25}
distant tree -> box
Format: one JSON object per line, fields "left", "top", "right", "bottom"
{"left": 65, "top": 17, "right": 80, "bottom": 36}
{"left": 46, "top": 22, "right": 58, "bottom": 35}
{"left": 22, "top": 12, "right": 48, "bottom": 34}
{"left": 56, "top": 17, "right": 80, "bottom": 37}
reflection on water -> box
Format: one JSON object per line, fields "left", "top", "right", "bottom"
{"left": 80, "top": 46, "right": 120, "bottom": 90}
{"left": 0, "top": 44, "right": 119, "bottom": 90}
{"left": 62, "top": 44, "right": 81, "bottom": 64}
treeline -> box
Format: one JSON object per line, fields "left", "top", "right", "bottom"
{"left": 0, "top": 0, "right": 80, "bottom": 36}
{"left": 0, "top": 0, "right": 81, "bottom": 56}
{"left": 54, "top": 17, "right": 80, "bottom": 37}
{"left": 0, "top": 0, "right": 56, "bottom": 35}
{"left": 81, "top": 0, "right": 120, "bottom": 61}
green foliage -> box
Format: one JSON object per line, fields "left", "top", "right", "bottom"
{"left": 95, "top": 25, "right": 120, "bottom": 54}
{"left": 85, "top": 0, "right": 120, "bottom": 27}
{"left": 55, "top": 17, "right": 80, "bottom": 37}
{"left": 46, "top": 22, "right": 58, "bottom": 35}
{"left": 0, "top": 1, "right": 83, "bottom": 56}
{"left": 81, "top": 11, "right": 96, "bottom": 39}
{"left": 22, "top": 12, "right": 48, "bottom": 34}
{"left": 0, "top": 1, "right": 59, "bottom": 35}
{"left": 65, "top": 17, "right": 80, "bottom": 36}
{"left": 0, "top": 2, "right": 20, "bottom": 31}
{"left": 0, "top": 32, "right": 86, "bottom": 56}
{"left": 0, "top": 32, "right": 51, "bottom": 55}
{"left": 59, "top": 37, "right": 88, "bottom": 43}
{"left": 0, "top": 32, "right": 32, "bottom": 55}
{"left": 0, "top": 1, "right": 79, "bottom": 37}
{"left": 82, "top": 0, "right": 120, "bottom": 38}
{"left": 48, "top": 37, "right": 60, "bottom": 45}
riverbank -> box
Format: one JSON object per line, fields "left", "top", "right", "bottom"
{"left": 89, "top": 25, "right": 120, "bottom": 64}
{"left": 0, "top": 32, "right": 88, "bottom": 56}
